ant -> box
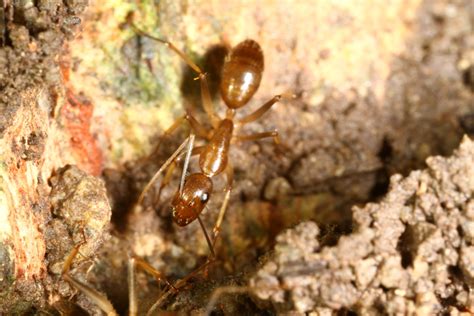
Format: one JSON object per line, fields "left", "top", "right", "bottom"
{"left": 134, "top": 29, "right": 290, "bottom": 258}
{"left": 60, "top": 19, "right": 292, "bottom": 316}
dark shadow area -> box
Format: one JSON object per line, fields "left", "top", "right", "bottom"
{"left": 102, "top": 168, "right": 139, "bottom": 233}
{"left": 397, "top": 224, "right": 415, "bottom": 268}
{"left": 459, "top": 112, "right": 474, "bottom": 136}
{"left": 369, "top": 137, "right": 392, "bottom": 199}
{"left": 462, "top": 65, "right": 473, "bottom": 92}
{"left": 180, "top": 44, "right": 228, "bottom": 113}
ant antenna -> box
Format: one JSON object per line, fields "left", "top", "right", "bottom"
{"left": 179, "top": 133, "right": 195, "bottom": 194}
{"left": 136, "top": 135, "right": 193, "bottom": 207}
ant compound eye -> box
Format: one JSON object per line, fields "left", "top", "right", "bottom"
{"left": 200, "top": 192, "right": 209, "bottom": 203}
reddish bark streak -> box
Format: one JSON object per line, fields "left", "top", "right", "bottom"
{"left": 60, "top": 58, "right": 104, "bottom": 175}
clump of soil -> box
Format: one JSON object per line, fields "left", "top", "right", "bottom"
{"left": 250, "top": 136, "right": 474, "bottom": 314}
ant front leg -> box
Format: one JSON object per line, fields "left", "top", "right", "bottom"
{"left": 212, "top": 163, "right": 234, "bottom": 248}
{"left": 61, "top": 244, "right": 118, "bottom": 316}
{"left": 128, "top": 255, "right": 182, "bottom": 316}
{"left": 130, "top": 24, "right": 220, "bottom": 128}
{"left": 234, "top": 130, "right": 280, "bottom": 145}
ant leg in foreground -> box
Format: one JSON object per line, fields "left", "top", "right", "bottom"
{"left": 62, "top": 244, "right": 118, "bottom": 316}
{"left": 130, "top": 24, "right": 220, "bottom": 128}
{"left": 128, "top": 257, "right": 137, "bottom": 316}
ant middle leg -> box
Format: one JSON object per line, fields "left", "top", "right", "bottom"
{"left": 237, "top": 92, "right": 295, "bottom": 125}
{"left": 234, "top": 130, "right": 280, "bottom": 145}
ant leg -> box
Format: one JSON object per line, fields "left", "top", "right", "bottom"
{"left": 186, "top": 113, "right": 212, "bottom": 139}
{"left": 152, "top": 112, "right": 210, "bottom": 158}
{"left": 197, "top": 216, "right": 216, "bottom": 258}
{"left": 136, "top": 134, "right": 194, "bottom": 206}
{"left": 132, "top": 254, "right": 196, "bottom": 316}
{"left": 62, "top": 245, "right": 118, "bottom": 316}
{"left": 131, "top": 256, "right": 177, "bottom": 291}
{"left": 147, "top": 259, "right": 214, "bottom": 316}
{"left": 173, "top": 113, "right": 210, "bottom": 140}
{"left": 130, "top": 25, "right": 220, "bottom": 128}
{"left": 234, "top": 130, "right": 280, "bottom": 145}
{"left": 238, "top": 92, "right": 294, "bottom": 125}
{"left": 212, "top": 163, "right": 234, "bottom": 246}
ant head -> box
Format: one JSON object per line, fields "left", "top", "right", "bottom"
{"left": 171, "top": 173, "right": 213, "bottom": 226}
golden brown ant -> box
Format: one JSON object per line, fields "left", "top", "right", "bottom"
{"left": 135, "top": 31, "right": 289, "bottom": 257}
{"left": 61, "top": 23, "right": 292, "bottom": 316}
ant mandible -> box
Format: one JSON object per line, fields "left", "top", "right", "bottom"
{"left": 134, "top": 27, "right": 291, "bottom": 258}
